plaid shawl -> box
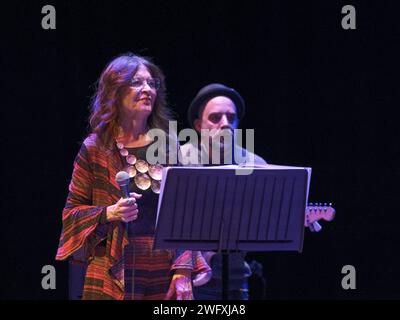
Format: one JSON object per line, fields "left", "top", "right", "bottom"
{"left": 56, "top": 134, "right": 210, "bottom": 299}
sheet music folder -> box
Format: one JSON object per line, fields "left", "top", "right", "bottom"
{"left": 154, "top": 165, "right": 311, "bottom": 253}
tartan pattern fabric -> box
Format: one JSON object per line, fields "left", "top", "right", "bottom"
{"left": 56, "top": 134, "right": 211, "bottom": 299}
{"left": 123, "top": 236, "right": 172, "bottom": 300}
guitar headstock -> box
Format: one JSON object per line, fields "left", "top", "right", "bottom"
{"left": 305, "top": 203, "right": 336, "bottom": 227}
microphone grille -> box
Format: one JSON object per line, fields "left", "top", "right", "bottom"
{"left": 115, "top": 171, "right": 130, "bottom": 183}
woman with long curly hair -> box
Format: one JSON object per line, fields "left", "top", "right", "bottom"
{"left": 56, "top": 53, "right": 210, "bottom": 300}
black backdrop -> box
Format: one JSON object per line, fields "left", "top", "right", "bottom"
{"left": 1, "top": 0, "right": 399, "bottom": 300}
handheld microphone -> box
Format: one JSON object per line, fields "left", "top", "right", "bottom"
{"left": 116, "top": 170, "right": 135, "bottom": 297}
{"left": 115, "top": 171, "right": 130, "bottom": 199}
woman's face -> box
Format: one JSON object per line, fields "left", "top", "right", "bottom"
{"left": 121, "top": 64, "right": 158, "bottom": 117}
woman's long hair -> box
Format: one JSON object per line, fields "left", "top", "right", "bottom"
{"left": 89, "top": 53, "right": 172, "bottom": 149}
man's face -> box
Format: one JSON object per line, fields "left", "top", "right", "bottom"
{"left": 194, "top": 96, "right": 238, "bottom": 132}
{"left": 194, "top": 96, "right": 238, "bottom": 154}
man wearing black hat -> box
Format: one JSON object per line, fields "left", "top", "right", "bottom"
{"left": 181, "top": 83, "right": 267, "bottom": 300}
{"left": 182, "top": 83, "right": 266, "bottom": 167}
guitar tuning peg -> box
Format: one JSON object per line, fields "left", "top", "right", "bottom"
{"left": 312, "top": 221, "right": 322, "bottom": 232}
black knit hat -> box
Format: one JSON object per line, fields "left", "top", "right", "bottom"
{"left": 187, "top": 83, "right": 245, "bottom": 128}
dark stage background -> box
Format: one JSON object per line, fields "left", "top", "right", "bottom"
{"left": 1, "top": 0, "right": 399, "bottom": 300}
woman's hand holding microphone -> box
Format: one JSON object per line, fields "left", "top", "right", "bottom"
{"left": 106, "top": 192, "right": 142, "bottom": 223}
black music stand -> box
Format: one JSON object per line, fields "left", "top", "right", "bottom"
{"left": 154, "top": 165, "right": 311, "bottom": 299}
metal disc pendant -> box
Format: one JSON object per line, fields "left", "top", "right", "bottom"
{"left": 126, "top": 166, "right": 137, "bottom": 178}
{"left": 135, "top": 159, "right": 149, "bottom": 173}
{"left": 120, "top": 148, "right": 129, "bottom": 157}
{"left": 126, "top": 154, "right": 137, "bottom": 165}
{"left": 151, "top": 180, "right": 161, "bottom": 194}
{"left": 134, "top": 173, "right": 151, "bottom": 190}
{"left": 148, "top": 164, "right": 163, "bottom": 181}
{"left": 116, "top": 142, "right": 124, "bottom": 150}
